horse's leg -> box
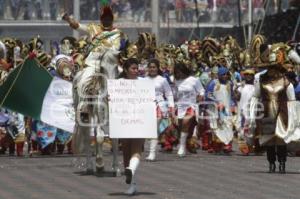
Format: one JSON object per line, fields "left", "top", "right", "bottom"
{"left": 95, "top": 117, "right": 105, "bottom": 173}
{"left": 80, "top": 125, "right": 94, "bottom": 174}
{"left": 95, "top": 96, "right": 110, "bottom": 174}
{"left": 73, "top": 124, "right": 94, "bottom": 174}
{"left": 112, "top": 138, "right": 121, "bottom": 176}
{"left": 85, "top": 126, "right": 94, "bottom": 174}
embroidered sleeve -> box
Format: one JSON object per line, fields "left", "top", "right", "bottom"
{"left": 286, "top": 83, "right": 296, "bottom": 101}
{"left": 194, "top": 78, "right": 205, "bottom": 96}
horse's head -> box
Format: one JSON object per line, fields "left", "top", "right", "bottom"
{"left": 99, "top": 48, "right": 119, "bottom": 65}
{"left": 95, "top": 47, "right": 120, "bottom": 80}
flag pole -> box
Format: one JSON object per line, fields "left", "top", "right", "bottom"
{"left": 152, "top": 0, "right": 160, "bottom": 44}
{"left": 73, "top": 0, "right": 80, "bottom": 39}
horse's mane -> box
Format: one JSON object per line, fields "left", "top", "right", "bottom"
{"left": 75, "top": 48, "right": 119, "bottom": 98}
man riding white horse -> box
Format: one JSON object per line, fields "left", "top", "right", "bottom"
{"left": 63, "top": 5, "right": 127, "bottom": 174}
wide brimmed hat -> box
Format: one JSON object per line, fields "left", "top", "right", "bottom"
{"left": 242, "top": 68, "right": 255, "bottom": 75}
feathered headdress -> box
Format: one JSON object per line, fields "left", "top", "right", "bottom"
{"left": 100, "top": 0, "right": 113, "bottom": 21}
{"left": 100, "top": 0, "right": 110, "bottom": 6}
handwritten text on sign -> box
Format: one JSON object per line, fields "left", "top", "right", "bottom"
{"left": 108, "top": 79, "right": 157, "bottom": 138}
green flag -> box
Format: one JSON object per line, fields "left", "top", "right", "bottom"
{"left": 0, "top": 58, "right": 75, "bottom": 132}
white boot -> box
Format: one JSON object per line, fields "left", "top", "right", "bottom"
{"left": 146, "top": 139, "right": 158, "bottom": 161}
{"left": 125, "top": 155, "right": 139, "bottom": 195}
{"left": 124, "top": 178, "right": 137, "bottom": 195}
{"left": 125, "top": 157, "right": 140, "bottom": 184}
{"left": 177, "top": 132, "right": 188, "bottom": 157}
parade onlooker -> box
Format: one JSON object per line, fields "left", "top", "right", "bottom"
{"left": 128, "top": 0, "right": 144, "bottom": 22}
{"left": 184, "top": 0, "right": 194, "bottom": 22}
{"left": 160, "top": 1, "right": 169, "bottom": 22}
{"left": 0, "top": 0, "right": 5, "bottom": 19}
{"left": 175, "top": 0, "right": 186, "bottom": 22}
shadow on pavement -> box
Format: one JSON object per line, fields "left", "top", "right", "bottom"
{"left": 108, "top": 192, "right": 156, "bottom": 196}
{"left": 247, "top": 171, "right": 300, "bottom": 174}
{"left": 74, "top": 170, "right": 120, "bottom": 177}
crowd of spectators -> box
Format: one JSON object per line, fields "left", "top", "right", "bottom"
{"left": 0, "top": 0, "right": 296, "bottom": 23}
{"left": 0, "top": 0, "right": 73, "bottom": 20}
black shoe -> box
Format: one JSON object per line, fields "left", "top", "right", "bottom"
{"left": 0, "top": 149, "right": 6, "bottom": 155}
{"left": 279, "top": 162, "right": 286, "bottom": 174}
{"left": 269, "top": 163, "right": 276, "bottom": 173}
{"left": 187, "top": 148, "right": 197, "bottom": 154}
{"left": 125, "top": 168, "right": 132, "bottom": 184}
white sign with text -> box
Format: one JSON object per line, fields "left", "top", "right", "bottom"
{"left": 108, "top": 79, "right": 157, "bottom": 138}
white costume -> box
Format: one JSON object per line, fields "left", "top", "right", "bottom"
{"left": 237, "top": 84, "right": 255, "bottom": 117}
{"left": 249, "top": 76, "right": 300, "bottom": 144}
{"left": 174, "top": 76, "right": 204, "bottom": 119}
{"left": 144, "top": 75, "right": 174, "bottom": 161}
{"left": 236, "top": 83, "right": 255, "bottom": 148}
{"left": 145, "top": 75, "right": 174, "bottom": 116}
{"left": 209, "top": 80, "right": 234, "bottom": 145}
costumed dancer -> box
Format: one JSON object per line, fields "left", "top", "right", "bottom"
{"left": 0, "top": 38, "right": 15, "bottom": 71}
{"left": 144, "top": 59, "right": 175, "bottom": 161}
{"left": 202, "top": 66, "right": 218, "bottom": 151}
{"left": 13, "top": 112, "right": 26, "bottom": 156}
{"left": 29, "top": 39, "right": 54, "bottom": 155}
{"left": 173, "top": 62, "right": 205, "bottom": 157}
{"left": 0, "top": 109, "right": 16, "bottom": 155}
{"left": 51, "top": 55, "right": 75, "bottom": 154}
{"left": 247, "top": 42, "right": 300, "bottom": 173}
{"left": 0, "top": 110, "right": 25, "bottom": 156}
{"left": 0, "top": 41, "right": 11, "bottom": 71}
{"left": 207, "top": 66, "right": 234, "bottom": 154}
{"left": 234, "top": 68, "right": 256, "bottom": 155}
{"left": 248, "top": 63, "right": 300, "bottom": 173}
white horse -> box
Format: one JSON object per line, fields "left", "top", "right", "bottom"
{"left": 72, "top": 48, "right": 120, "bottom": 175}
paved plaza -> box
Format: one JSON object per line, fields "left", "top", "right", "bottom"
{"left": 1, "top": 146, "right": 300, "bottom": 199}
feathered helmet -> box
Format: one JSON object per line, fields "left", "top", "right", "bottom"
{"left": 155, "top": 43, "right": 176, "bottom": 70}
{"left": 100, "top": 5, "right": 114, "bottom": 21}
{"left": 137, "top": 32, "right": 157, "bottom": 59}
{"left": 1, "top": 37, "right": 17, "bottom": 64}
{"left": 242, "top": 68, "right": 255, "bottom": 75}
{"left": 52, "top": 55, "right": 74, "bottom": 79}
{"left": 75, "top": 36, "right": 89, "bottom": 54}
{"left": 188, "top": 40, "right": 201, "bottom": 57}
{"left": 27, "top": 36, "right": 43, "bottom": 52}
{"left": 36, "top": 51, "right": 51, "bottom": 68}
